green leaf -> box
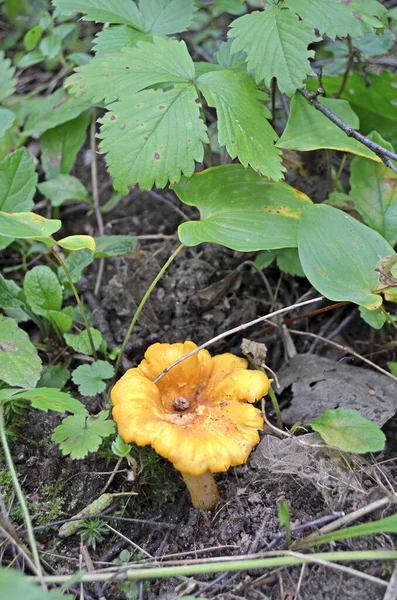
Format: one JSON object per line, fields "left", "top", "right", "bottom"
{"left": 23, "top": 88, "right": 90, "bottom": 136}
{"left": 39, "top": 34, "right": 62, "bottom": 59}
{"left": 254, "top": 250, "right": 279, "bottom": 270}
{"left": 215, "top": 39, "right": 247, "bottom": 72}
{"left": 359, "top": 306, "right": 386, "bottom": 329}
{"left": 58, "top": 248, "right": 94, "bottom": 284}
{"left": 277, "top": 247, "right": 305, "bottom": 277}
{"left": 38, "top": 174, "right": 90, "bottom": 207}
{"left": 24, "top": 266, "right": 63, "bottom": 317}
{"left": 52, "top": 410, "right": 116, "bottom": 459}
{"left": 211, "top": 0, "right": 246, "bottom": 17}
{"left": 0, "top": 51, "right": 16, "bottom": 102}
{"left": 40, "top": 111, "right": 90, "bottom": 179}
{"left": 53, "top": 0, "right": 143, "bottom": 28}
{"left": 64, "top": 327, "right": 104, "bottom": 356}
{"left": 309, "top": 408, "right": 386, "bottom": 453}
{"left": 174, "top": 164, "right": 312, "bottom": 251}
{"left": 307, "top": 72, "right": 397, "bottom": 150}
{"left": 99, "top": 83, "right": 207, "bottom": 191}
{"left": 0, "top": 567, "right": 73, "bottom": 600}
{"left": 57, "top": 235, "right": 96, "bottom": 252}
{"left": 0, "top": 108, "right": 15, "bottom": 140}
{"left": 0, "top": 212, "right": 61, "bottom": 240}
{"left": 353, "top": 30, "right": 395, "bottom": 58}
{"left": 138, "top": 0, "right": 196, "bottom": 35}
{"left": 0, "top": 316, "right": 42, "bottom": 388}
{"left": 16, "top": 50, "right": 46, "bottom": 69}
{"left": 277, "top": 94, "right": 379, "bottom": 161}
{"left": 197, "top": 70, "right": 283, "bottom": 181}
{"left": 72, "top": 360, "right": 114, "bottom": 396}
{"left": 228, "top": 6, "right": 316, "bottom": 96}
{"left": 285, "top": 0, "right": 386, "bottom": 39}
{"left": 94, "top": 235, "right": 136, "bottom": 258}
{"left": 67, "top": 37, "right": 195, "bottom": 105}
{"left": 388, "top": 362, "right": 397, "bottom": 377}
{"left": 345, "top": 132, "right": 397, "bottom": 245}
{"left": 48, "top": 309, "right": 73, "bottom": 333}
{"left": 298, "top": 204, "right": 395, "bottom": 309}
{"left": 0, "top": 148, "right": 38, "bottom": 212}
{"left": 92, "top": 25, "right": 147, "bottom": 56}
{"left": 0, "top": 276, "right": 28, "bottom": 313}
{"left": 37, "top": 364, "right": 70, "bottom": 390}
{"left": 7, "top": 387, "right": 87, "bottom": 414}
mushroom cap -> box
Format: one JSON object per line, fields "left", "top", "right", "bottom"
{"left": 111, "top": 341, "right": 270, "bottom": 476}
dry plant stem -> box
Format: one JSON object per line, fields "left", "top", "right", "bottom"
{"left": 114, "top": 244, "right": 185, "bottom": 376}
{"left": 153, "top": 296, "right": 324, "bottom": 384}
{"left": 267, "top": 385, "right": 284, "bottom": 431}
{"left": 287, "top": 328, "right": 397, "bottom": 383}
{"left": 0, "top": 404, "right": 45, "bottom": 585}
{"left": 299, "top": 87, "right": 397, "bottom": 175}
{"left": 52, "top": 249, "right": 98, "bottom": 359}
{"left": 90, "top": 108, "right": 105, "bottom": 296}
{"left": 29, "top": 551, "right": 397, "bottom": 585}
{"left": 182, "top": 471, "right": 220, "bottom": 510}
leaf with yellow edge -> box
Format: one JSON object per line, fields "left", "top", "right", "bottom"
{"left": 0, "top": 212, "right": 61, "bottom": 239}
{"left": 277, "top": 93, "right": 380, "bottom": 161}
{"left": 57, "top": 235, "right": 96, "bottom": 252}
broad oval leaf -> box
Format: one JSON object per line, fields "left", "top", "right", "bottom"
{"left": 309, "top": 408, "right": 386, "bottom": 454}
{"left": 0, "top": 211, "right": 61, "bottom": 239}
{"left": 298, "top": 204, "right": 395, "bottom": 309}
{"left": 56, "top": 235, "right": 96, "bottom": 252}
{"left": 8, "top": 387, "right": 87, "bottom": 414}
{"left": 24, "top": 266, "right": 63, "bottom": 316}
{"left": 0, "top": 148, "right": 38, "bottom": 212}
{"left": 174, "top": 164, "right": 312, "bottom": 251}
{"left": 94, "top": 235, "right": 136, "bottom": 257}
{"left": 38, "top": 174, "right": 90, "bottom": 207}
{"left": 228, "top": 6, "right": 316, "bottom": 96}
{"left": 277, "top": 93, "right": 379, "bottom": 160}
{"left": 0, "top": 316, "right": 42, "bottom": 388}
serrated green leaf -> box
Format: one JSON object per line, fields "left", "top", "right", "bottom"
{"left": 347, "top": 132, "right": 397, "bottom": 245}
{"left": 277, "top": 247, "right": 305, "bottom": 277}
{"left": 24, "top": 266, "right": 63, "bottom": 317}
{"left": 309, "top": 408, "right": 386, "bottom": 453}
{"left": 215, "top": 39, "right": 247, "bottom": 72}
{"left": 0, "top": 212, "right": 61, "bottom": 240}
{"left": 138, "top": 0, "right": 196, "bottom": 35}
{"left": 64, "top": 327, "right": 104, "bottom": 356}
{"left": 94, "top": 235, "right": 136, "bottom": 258}
{"left": 197, "top": 70, "right": 283, "bottom": 181}
{"left": 72, "top": 360, "right": 114, "bottom": 396}
{"left": 37, "top": 364, "right": 70, "bottom": 390}
{"left": 8, "top": 387, "right": 86, "bottom": 414}
{"left": 57, "top": 235, "right": 96, "bottom": 252}
{"left": 23, "top": 88, "right": 90, "bottom": 136}
{"left": 53, "top": 0, "right": 143, "bottom": 28}
{"left": 52, "top": 410, "right": 115, "bottom": 459}
{"left": 0, "top": 567, "right": 74, "bottom": 600}
{"left": 0, "top": 108, "right": 15, "bottom": 140}
{"left": 112, "top": 434, "right": 132, "bottom": 458}
{"left": 38, "top": 174, "right": 90, "bottom": 207}
{"left": 349, "top": 0, "right": 388, "bottom": 30}
{"left": 229, "top": 6, "right": 316, "bottom": 96}
{"left": 93, "top": 25, "right": 147, "bottom": 56}
{"left": 306, "top": 72, "right": 397, "bottom": 150}
{"left": 277, "top": 94, "right": 379, "bottom": 160}
{"left": 359, "top": 306, "right": 386, "bottom": 329}
{"left": 354, "top": 30, "right": 394, "bottom": 58}
{"left": 0, "top": 51, "right": 16, "bottom": 102}
{"left": 298, "top": 204, "right": 395, "bottom": 309}
{"left": 285, "top": 0, "right": 385, "bottom": 39}
{"left": 67, "top": 37, "right": 195, "bottom": 105}
{"left": 40, "top": 111, "right": 90, "bottom": 179}
{"left": 0, "top": 148, "right": 38, "bottom": 212}
{"left": 174, "top": 164, "right": 312, "bottom": 251}
{"left": 99, "top": 83, "right": 207, "bottom": 190}
{"left": 0, "top": 316, "right": 42, "bottom": 388}
{"left": 58, "top": 248, "right": 94, "bottom": 284}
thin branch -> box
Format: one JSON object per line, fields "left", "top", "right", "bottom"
{"left": 153, "top": 297, "right": 324, "bottom": 383}
{"left": 299, "top": 87, "right": 397, "bottom": 175}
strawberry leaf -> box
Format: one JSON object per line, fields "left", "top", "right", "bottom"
{"left": 52, "top": 411, "right": 116, "bottom": 459}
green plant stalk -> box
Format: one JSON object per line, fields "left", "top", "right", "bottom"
{"left": 30, "top": 550, "right": 397, "bottom": 585}
{"left": 114, "top": 244, "right": 184, "bottom": 376}
{"left": 52, "top": 249, "right": 98, "bottom": 359}
{"left": 268, "top": 385, "right": 284, "bottom": 431}
{"left": 380, "top": 305, "right": 397, "bottom": 332}
{"left": 0, "top": 404, "right": 45, "bottom": 585}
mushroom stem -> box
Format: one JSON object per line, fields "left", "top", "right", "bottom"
{"left": 181, "top": 471, "right": 220, "bottom": 510}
